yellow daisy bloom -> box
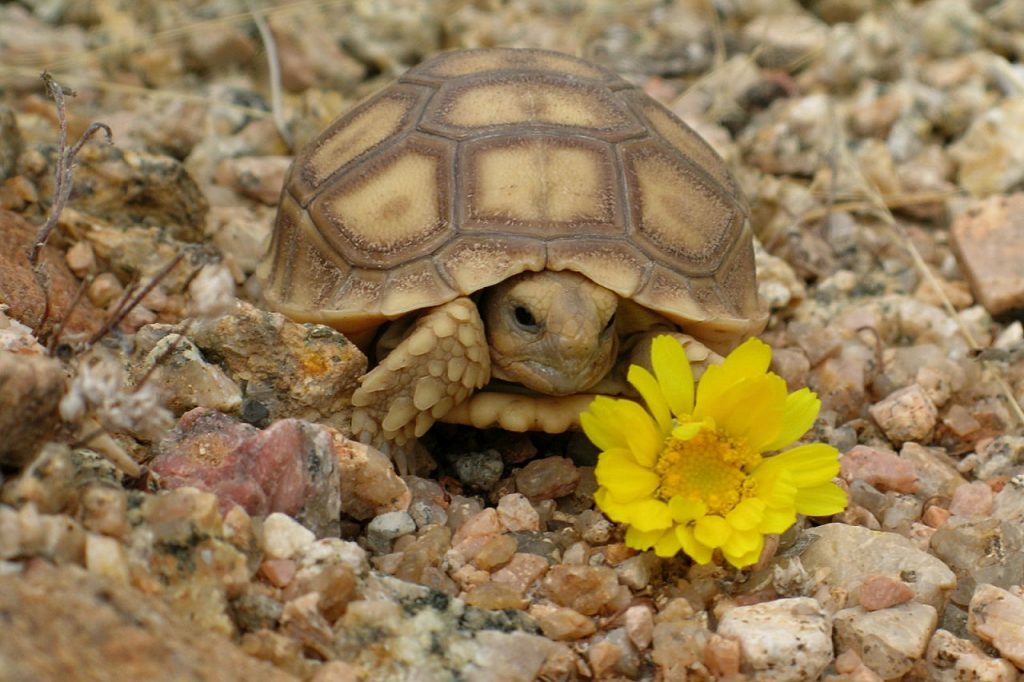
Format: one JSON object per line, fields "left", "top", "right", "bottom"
{"left": 582, "top": 336, "right": 848, "bottom": 568}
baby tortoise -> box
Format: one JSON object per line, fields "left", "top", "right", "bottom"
{"left": 257, "top": 47, "right": 767, "bottom": 454}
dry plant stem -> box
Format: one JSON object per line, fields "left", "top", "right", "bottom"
{"left": 85, "top": 253, "right": 184, "bottom": 347}
{"left": 29, "top": 73, "right": 112, "bottom": 266}
{"left": 74, "top": 417, "right": 142, "bottom": 477}
{"left": 250, "top": 1, "right": 292, "bottom": 150}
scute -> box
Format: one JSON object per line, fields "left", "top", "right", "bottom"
{"left": 260, "top": 47, "right": 766, "bottom": 352}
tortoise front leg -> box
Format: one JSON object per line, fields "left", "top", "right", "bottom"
{"left": 623, "top": 331, "right": 722, "bottom": 383}
{"left": 351, "top": 297, "right": 490, "bottom": 456}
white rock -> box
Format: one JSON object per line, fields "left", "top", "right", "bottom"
{"left": 968, "top": 584, "right": 1024, "bottom": 668}
{"left": 926, "top": 629, "right": 1020, "bottom": 682}
{"left": 84, "top": 532, "right": 129, "bottom": 583}
{"left": 261, "top": 512, "right": 315, "bottom": 560}
{"left": 798, "top": 523, "right": 956, "bottom": 610}
{"left": 833, "top": 603, "right": 937, "bottom": 679}
{"left": 716, "top": 597, "right": 832, "bottom": 682}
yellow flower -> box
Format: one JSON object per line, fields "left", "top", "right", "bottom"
{"left": 582, "top": 336, "right": 847, "bottom": 568}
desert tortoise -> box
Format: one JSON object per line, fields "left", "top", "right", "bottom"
{"left": 257, "top": 47, "right": 767, "bottom": 449}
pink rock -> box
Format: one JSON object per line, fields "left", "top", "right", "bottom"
{"left": 496, "top": 493, "right": 540, "bottom": 532}
{"left": 541, "top": 565, "right": 620, "bottom": 616}
{"left": 151, "top": 408, "right": 341, "bottom": 536}
{"left": 514, "top": 457, "right": 580, "bottom": 501}
{"left": 949, "top": 481, "right": 994, "bottom": 516}
{"left": 950, "top": 194, "right": 1024, "bottom": 316}
{"left": 260, "top": 559, "right": 297, "bottom": 588}
{"left": 333, "top": 437, "right": 410, "bottom": 520}
{"left": 869, "top": 384, "right": 938, "bottom": 444}
{"left": 840, "top": 445, "right": 918, "bottom": 493}
{"left": 490, "top": 553, "right": 550, "bottom": 594}
{"left": 858, "top": 575, "right": 915, "bottom": 611}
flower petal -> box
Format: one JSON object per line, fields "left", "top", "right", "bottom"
{"left": 593, "top": 487, "right": 633, "bottom": 524}
{"left": 651, "top": 335, "right": 694, "bottom": 416}
{"left": 694, "top": 337, "right": 771, "bottom": 414}
{"left": 676, "top": 525, "right": 714, "bottom": 564}
{"left": 614, "top": 399, "right": 665, "bottom": 467}
{"left": 757, "top": 505, "right": 796, "bottom": 534}
{"left": 700, "top": 374, "right": 788, "bottom": 451}
{"left": 627, "top": 364, "right": 672, "bottom": 434}
{"left": 762, "top": 388, "right": 821, "bottom": 452}
{"left": 668, "top": 495, "right": 708, "bottom": 522}
{"left": 694, "top": 514, "right": 732, "bottom": 549}
{"left": 653, "top": 528, "right": 683, "bottom": 558}
{"left": 794, "top": 482, "right": 848, "bottom": 517}
{"left": 722, "top": 533, "right": 764, "bottom": 568}
{"left": 722, "top": 528, "right": 762, "bottom": 560}
{"left": 767, "top": 443, "right": 841, "bottom": 487}
{"left": 580, "top": 408, "right": 626, "bottom": 452}
{"left": 594, "top": 449, "right": 660, "bottom": 502}
{"left": 625, "top": 526, "right": 664, "bottom": 551}
{"left": 627, "top": 499, "right": 674, "bottom": 532}
{"left": 725, "top": 498, "right": 765, "bottom": 531}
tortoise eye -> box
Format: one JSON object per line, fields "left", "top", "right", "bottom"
{"left": 514, "top": 305, "right": 539, "bottom": 330}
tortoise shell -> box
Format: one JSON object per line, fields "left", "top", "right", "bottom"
{"left": 257, "top": 48, "right": 766, "bottom": 353}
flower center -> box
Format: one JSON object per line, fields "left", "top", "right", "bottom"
{"left": 655, "top": 424, "right": 762, "bottom": 515}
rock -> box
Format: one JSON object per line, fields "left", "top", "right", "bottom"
{"left": 207, "top": 204, "right": 275, "bottom": 274}
{"left": 926, "top": 629, "right": 1020, "bottom": 682}
{"left": 974, "top": 436, "right": 1024, "bottom": 481}
{"left": 0, "top": 210, "right": 104, "bottom": 338}
{"left": 514, "top": 457, "right": 580, "bottom": 502}
{"left": 716, "top": 597, "right": 832, "bottom": 682}
{"left": 495, "top": 493, "right": 540, "bottom": 532}
{"left": 651, "top": 618, "right": 712, "bottom": 674}
{"left": 150, "top": 409, "right": 342, "bottom": 536}
{"left": 453, "top": 449, "right": 504, "bottom": 491}
{"left": 614, "top": 552, "right": 661, "bottom": 591}
{"left": 624, "top": 604, "right": 655, "bottom": 651}
{"left": 190, "top": 301, "right": 366, "bottom": 425}
{"left": 0, "top": 350, "right": 64, "bottom": 467}
{"left": 0, "top": 563, "right": 295, "bottom": 681}
{"left": 490, "top": 553, "right": 549, "bottom": 595}
{"left": 840, "top": 444, "right": 918, "bottom": 493}
{"left": 541, "top": 565, "right": 620, "bottom": 616}
{"left": 869, "top": 384, "right": 938, "bottom": 445}
{"left": 798, "top": 523, "right": 956, "bottom": 610}
{"left": 131, "top": 328, "right": 243, "bottom": 415}
{"left": 858, "top": 575, "right": 915, "bottom": 611}
{"left": 949, "top": 99, "right": 1024, "bottom": 197}
{"left": 930, "top": 517, "right": 1024, "bottom": 606}
{"left": 899, "top": 442, "right": 967, "bottom": 499}
{"left": 950, "top": 194, "right": 1024, "bottom": 316}
{"left": 334, "top": 437, "right": 410, "bottom": 521}
{"left": 471, "top": 534, "right": 517, "bottom": 571}
{"left": 463, "top": 581, "right": 527, "bottom": 610}
{"left": 949, "top": 481, "right": 994, "bottom": 516}
{"left": 365, "top": 511, "right": 416, "bottom": 553}
{"left": 26, "top": 142, "right": 208, "bottom": 241}
{"left": 0, "top": 106, "right": 20, "bottom": 180}
{"left": 740, "top": 94, "right": 832, "bottom": 177}
{"left": 833, "top": 602, "right": 938, "bottom": 680}
{"left": 262, "top": 513, "right": 316, "bottom": 560}
{"left": 968, "top": 584, "right": 1024, "bottom": 669}
{"left": 214, "top": 156, "right": 292, "bottom": 205}
{"left": 529, "top": 604, "right": 596, "bottom": 640}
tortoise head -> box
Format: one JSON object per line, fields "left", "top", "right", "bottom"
{"left": 481, "top": 270, "right": 618, "bottom": 396}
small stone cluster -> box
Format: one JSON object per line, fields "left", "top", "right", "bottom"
{"left": 2, "top": 0, "right": 1024, "bottom": 680}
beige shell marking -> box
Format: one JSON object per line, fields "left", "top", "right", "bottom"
{"left": 257, "top": 47, "right": 766, "bottom": 354}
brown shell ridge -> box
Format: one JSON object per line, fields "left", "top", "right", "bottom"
{"left": 299, "top": 86, "right": 438, "bottom": 209}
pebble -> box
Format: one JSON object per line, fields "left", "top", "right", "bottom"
{"left": 213, "top": 156, "right": 292, "bottom": 206}
{"left": 365, "top": 511, "right": 416, "bottom": 553}
{"left": 64, "top": 240, "right": 95, "bottom": 277}
{"left": 899, "top": 442, "right": 967, "bottom": 499}
{"left": 262, "top": 513, "right": 316, "bottom": 560}
{"left": 948, "top": 99, "right": 1024, "bottom": 197}
{"left": 151, "top": 409, "right": 342, "bottom": 536}
{"left": 541, "top": 565, "right": 620, "bottom": 616}
{"left": 453, "top": 449, "right": 504, "bottom": 491}
{"left": 471, "top": 534, "right": 517, "bottom": 571}
{"left": 926, "top": 629, "right": 1020, "bottom": 682}
{"left": 463, "top": 581, "right": 526, "bottom": 610}
{"left": 858, "top": 575, "right": 915, "bottom": 611}
{"left": 869, "top": 384, "right": 939, "bottom": 445}
{"left": 489, "top": 553, "right": 549, "bottom": 595}
{"left": 514, "top": 457, "right": 580, "bottom": 502}
{"left": 716, "top": 597, "right": 833, "bottom": 682}
{"left": 613, "top": 552, "right": 661, "bottom": 591}
{"left": 833, "top": 602, "right": 938, "bottom": 680}
{"left": 949, "top": 481, "right": 994, "bottom": 516}
{"left": 495, "top": 493, "right": 540, "bottom": 532}
{"left": 0, "top": 351, "right": 64, "bottom": 467}
{"left": 798, "top": 523, "right": 956, "bottom": 611}
{"left": 79, "top": 486, "right": 129, "bottom": 538}
{"left": 529, "top": 604, "right": 596, "bottom": 640}
{"left": 974, "top": 584, "right": 1024, "bottom": 665}
{"left": 703, "top": 633, "right": 741, "bottom": 677}
{"left": 624, "top": 604, "right": 655, "bottom": 651}
{"left": 334, "top": 437, "right": 410, "bottom": 521}
{"left": 930, "top": 517, "right": 1024, "bottom": 607}
{"left": 840, "top": 445, "right": 918, "bottom": 493}
{"left": 950, "top": 194, "right": 1024, "bottom": 315}
{"left": 133, "top": 329, "right": 243, "bottom": 415}
{"left": 84, "top": 532, "right": 129, "bottom": 583}
{"left": 260, "top": 559, "right": 297, "bottom": 588}
{"left": 190, "top": 301, "right": 367, "bottom": 424}
{"left": 651, "top": 618, "right": 711, "bottom": 673}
